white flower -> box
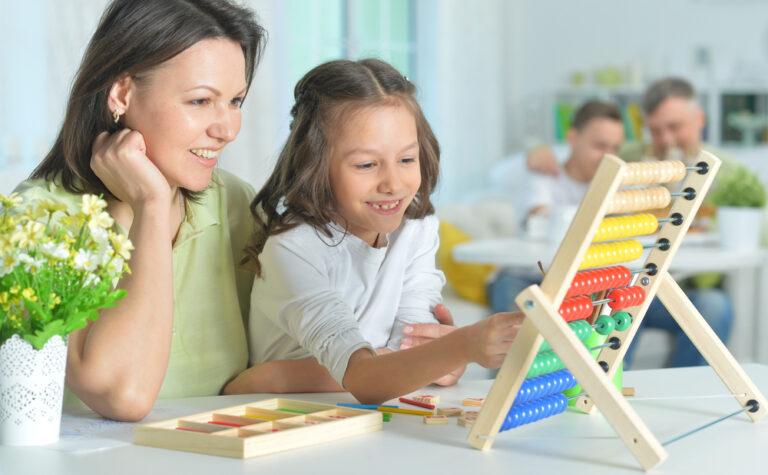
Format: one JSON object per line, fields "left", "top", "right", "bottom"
{"left": 10, "top": 221, "right": 45, "bottom": 248}
{"left": 83, "top": 273, "right": 102, "bottom": 287}
{"left": 88, "top": 211, "right": 114, "bottom": 231}
{"left": 81, "top": 195, "right": 107, "bottom": 217}
{"left": 108, "top": 233, "right": 134, "bottom": 260}
{"left": 90, "top": 225, "right": 109, "bottom": 249}
{"left": 0, "top": 254, "right": 18, "bottom": 277}
{"left": 18, "top": 253, "right": 45, "bottom": 273}
{"left": 0, "top": 192, "right": 22, "bottom": 209}
{"left": 106, "top": 257, "right": 124, "bottom": 275}
{"left": 73, "top": 249, "right": 98, "bottom": 272}
{"left": 40, "top": 241, "right": 70, "bottom": 260}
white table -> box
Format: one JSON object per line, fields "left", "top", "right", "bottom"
{"left": 3, "top": 365, "right": 767, "bottom": 474}
{"left": 453, "top": 236, "right": 768, "bottom": 363}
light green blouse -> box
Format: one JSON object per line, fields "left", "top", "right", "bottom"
{"left": 14, "top": 169, "right": 256, "bottom": 399}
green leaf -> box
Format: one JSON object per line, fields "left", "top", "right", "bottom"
{"left": 23, "top": 320, "right": 66, "bottom": 350}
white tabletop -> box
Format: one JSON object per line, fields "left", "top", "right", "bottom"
{"left": 4, "top": 364, "right": 767, "bottom": 475}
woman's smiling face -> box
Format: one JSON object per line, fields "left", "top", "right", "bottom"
{"left": 120, "top": 38, "right": 248, "bottom": 191}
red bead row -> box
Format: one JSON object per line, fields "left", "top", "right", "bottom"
{"left": 565, "top": 266, "right": 632, "bottom": 299}
{"left": 606, "top": 286, "right": 646, "bottom": 310}
{"left": 558, "top": 295, "right": 593, "bottom": 322}
{"left": 559, "top": 285, "right": 646, "bottom": 320}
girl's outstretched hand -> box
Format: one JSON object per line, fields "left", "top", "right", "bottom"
{"left": 91, "top": 129, "right": 171, "bottom": 208}
{"left": 469, "top": 312, "right": 525, "bottom": 368}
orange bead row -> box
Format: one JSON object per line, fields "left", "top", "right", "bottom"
{"left": 606, "top": 187, "right": 671, "bottom": 214}
{"left": 619, "top": 160, "right": 686, "bottom": 187}
{"left": 593, "top": 213, "right": 659, "bottom": 243}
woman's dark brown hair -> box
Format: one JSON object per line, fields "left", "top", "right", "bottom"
{"left": 245, "top": 58, "right": 440, "bottom": 276}
{"left": 31, "top": 0, "right": 266, "bottom": 201}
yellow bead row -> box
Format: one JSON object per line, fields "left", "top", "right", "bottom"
{"left": 606, "top": 187, "right": 671, "bottom": 214}
{"left": 620, "top": 160, "right": 686, "bottom": 187}
{"left": 593, "top": 213, "right": 658, "bottom": 243}
{"left": 579, "top": 240, "right": 644, "bottom": 270}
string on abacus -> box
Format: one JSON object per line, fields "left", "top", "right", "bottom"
{"left": 478, "top": 395, "right": 758, "bottom": 442}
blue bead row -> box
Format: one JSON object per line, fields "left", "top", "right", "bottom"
{"left": 513, "top": 369, "right": 577, "bottom": 406}
{"left": 500, "top": 393, "right": 568, "bottom": 431}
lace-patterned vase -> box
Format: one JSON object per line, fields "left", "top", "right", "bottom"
{"left": 0, "top": 334, "right": 67, "bottom": 446}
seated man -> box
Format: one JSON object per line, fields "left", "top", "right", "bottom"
{"left": 488, "top": 100, "right": 624, "bottom": 313}
{"left": 520, "top": 78, "right": 734, "bottom": 368}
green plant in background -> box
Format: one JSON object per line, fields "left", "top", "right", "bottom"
{"left": 708, "top": 165, "right": 767, "bottom": 208}
{"left": 1, "top": 193, "right": 133, "bottom": 349}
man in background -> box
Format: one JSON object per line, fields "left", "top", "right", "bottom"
{"left": 522, "top": 78, "right": 733, "bottom": 368}
{"left": 488, "top": 100, "right": 624, "bottom": 313}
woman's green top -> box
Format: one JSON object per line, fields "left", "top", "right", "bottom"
{"left": 14, "top": 169, "right": 256, "bottom": 398}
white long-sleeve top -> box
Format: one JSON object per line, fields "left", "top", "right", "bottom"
{"left": 248, "top": 215, "right": 446, "bottom": 385}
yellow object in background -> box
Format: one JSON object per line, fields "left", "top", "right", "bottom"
{"left": 437, "top": 221, "right": 495, "bottom": 305}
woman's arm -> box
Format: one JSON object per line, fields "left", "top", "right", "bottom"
{"left": 223, "top": 358, "right": 344, "bottom": 394}
{"left": 343, "top": 312, "right": 523, "bottom": 404}
{"left": 65, "top": 130, "right": 177, "bottom": 421}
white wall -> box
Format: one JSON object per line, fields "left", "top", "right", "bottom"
{"left": 415, "top": 0, "right": 508, "bottom": 204}
{"left": 506, "top": 0, "right": 768, "bottom": 152}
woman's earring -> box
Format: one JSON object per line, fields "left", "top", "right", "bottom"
{"left": 113, "top": 109, "right": 122, "bottom": 124}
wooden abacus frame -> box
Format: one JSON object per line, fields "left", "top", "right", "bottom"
{"left": 467, "top": 152, "right": 767, "bottom": 471}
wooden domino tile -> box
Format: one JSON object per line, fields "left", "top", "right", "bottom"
{"left": 424, "top": 415, "right": 449, "bottom": 425}
{"left": 436, "top": 407, "right": 463, "bottom": 417}
{"left": 134, "top": 398, "right": 383, "bottom": 459}
{"left": 458, "top": 416, "right": 476, "bottom": 428}
{"left": 461, "top": 398, "right": 484, "bottom": 407}
{"left": 413, "top": 394, "right": 440, "bottom": 404}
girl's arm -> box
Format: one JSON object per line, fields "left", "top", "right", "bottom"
{"left": 65, "top": 130, "right": 176, "bottom": 421}
{"left": 343, "top": 312, "right": 523, "bottom": 404}
{"left": 223, "top": 347, "right": 392, "bottom": 395}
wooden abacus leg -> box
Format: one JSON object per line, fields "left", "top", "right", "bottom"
{"left": 656, "top": 273, "right": 768, "bottom": 421}
{"left": 513, "top": 285, "right": 668, "bottom": 471}
{"left": 467, "top": 319, "right": 543, "bottom": 450}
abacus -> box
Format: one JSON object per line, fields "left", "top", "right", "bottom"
{"left": 467, "top": 153, "right": 767, "bottom": 471}
{"left": 134, "top": 398, "right": 382, "bottom": 458}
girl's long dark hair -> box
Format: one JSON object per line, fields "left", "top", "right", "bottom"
{"left": 245, "top": 58, "right": 440, "bottom": 276}
{"left": 31, "top": 0, "right": 266, "bottom": 201}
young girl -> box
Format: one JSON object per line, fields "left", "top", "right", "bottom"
{"left": 226, "top": 59, "right": 522, "bottom": 403}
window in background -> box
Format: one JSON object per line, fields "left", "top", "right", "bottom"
{"left": 282, "top": 0, "right": 414, "bottom": 89}
{"left": 0, "top": 1, "right": 48, "bottom": 172}
{"left": 346, "top": 0, "right": 414, "bottom": 79}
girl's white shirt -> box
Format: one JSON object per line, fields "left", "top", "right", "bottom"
{"left": 248, "top": 215, "right": 445, "bottom": 385}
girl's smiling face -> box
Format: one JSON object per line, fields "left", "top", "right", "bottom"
{"left": 119, "top": 38, "right": 248, "bottom": 192}
{"left": 328, "top": 101, "right": 421, "bottom": 246}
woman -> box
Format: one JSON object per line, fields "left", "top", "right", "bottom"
{"left": 15, "top": 0, "right": 265, "bottom": 421}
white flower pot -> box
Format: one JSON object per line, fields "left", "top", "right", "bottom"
{"left": 717, "top": 206, "right": 765, "bottom": 252}
{"left": 0, "top": 334, "right": 67, "bottom": 446}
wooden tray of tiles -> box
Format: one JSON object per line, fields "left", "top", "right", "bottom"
{"left": 134, "top": 398, "right": 383, "bottom": 459}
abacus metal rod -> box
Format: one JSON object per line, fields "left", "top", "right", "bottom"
{"left": 662, "top": 400, "right": 760, "bottom": 446}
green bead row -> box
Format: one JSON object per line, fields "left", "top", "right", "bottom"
{"left": 539, "top": 320, "right": 592, "bottom": 353}
{"left": 537, "top": 312, "right": 633, "bottom": 354}
{"left": 527, "top": 350, "right": 567, "bottom": 378}
{"left": 529, "top": 312, "right": 634, "bottom": 379}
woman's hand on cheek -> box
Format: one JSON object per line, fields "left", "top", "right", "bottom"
{"left": 91, "top": 130, "right": 170, "bottom": 209}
